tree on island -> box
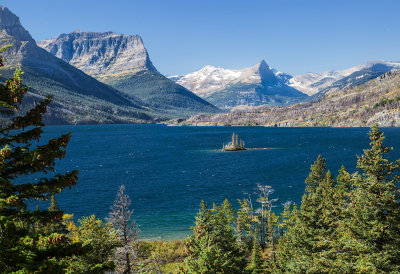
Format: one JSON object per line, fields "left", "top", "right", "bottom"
{"left": 107, "top": 184, "right": 139, "bottom": 273}
{"left": 223, "top": 133, "right": 245, "bottom": 151}
{"left": 0, "top": 45, "right": 81, "bottom": 272}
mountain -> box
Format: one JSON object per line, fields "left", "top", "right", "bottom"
{"left": 0, "top": 6, "right": 153, "bottom": 124}
{"left": 105, "top": 70, "right": 219, "bottom": 117}
{"left": 38, "top": 31, "right": 220, "bottom": 117}
{"left": 171, "top": 69, "right": 400, "bottom": 127}
{"left": 38, "top": 31, "right": 157, "bottom": 81}
{"left": 169, "top": 60, "right": 308, "bottom": 110}
{"left": 288, "top": 61, "right": 400, "bottom": 96}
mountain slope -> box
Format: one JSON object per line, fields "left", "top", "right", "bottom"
{"left": 170, "top": 60, "right": 308, "bottom": 110}
{"left": 172, "top": 69, "right": 400, "bottom": 127}
{"left": 288, "top": 61, "right": 400, "bottom": 96}
{"left": 106, "top": 70, "right": 220, "bottom": 116}
{"left": 0, "top": 6, "right": 153, "bottom": 124}
{"left": 39, "top": 31, "right": 220, "bottom": 117}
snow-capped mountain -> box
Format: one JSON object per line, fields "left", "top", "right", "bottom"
{"left": 288, "top": 61, "right": 400, "bottom": 96}
{"left": 169, "top": 65, "right": 243, "bottom": 97}
{"left": 169, "top": 60, "right": 307, "bottom": 110}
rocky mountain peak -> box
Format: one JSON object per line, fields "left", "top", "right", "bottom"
{"left": 0, "top": 6, "right": 44, "bottom": 66}
{"left": 253, "top": 59, "right": 278, "bottom": 85}
{"left": 0, "top": 6, "right": 32, "bottom": 42}
{"left": 258, "top": 59, "right": 268, "bottom": 67}
{"left": 38, "top": 31, "right": 157, "bottom": 78}
{"left": 0, "top": 6, "right": 33, "bottom": 41}
{"left": 169, "top": 61, "right": 307, "bottom": 109}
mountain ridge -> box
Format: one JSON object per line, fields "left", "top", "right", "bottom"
{"left": 288, "top": 60, "right": 400, "bottom": 96}
{"left": 170, "top": 69, "right": 400, "bottom": 127}
{"left": 169, "top": 60, "right": 307, "bottom": 110}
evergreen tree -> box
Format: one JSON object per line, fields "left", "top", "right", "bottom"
{"left": 335, "top": 165, "right": 352, "bottom": 195}
{"left": 107, "top": 184, "right": 139, "bottom": 273}
{"left": 274, "top": 204, "right": 300, "bottom": 271}
{"left": 248, "top": 232, "right": 264, "bottom": 274}
{"left": 273, "top": 155, "right": 328, "bottom": 272}
{"left": 66, "top": 215, "right": 120, "bottom": 273}
{"left": 304, "top": 154, "right": 326, "bottom": 192}
{"left": 48, "top": 195, "right": 59, "bottom": 212}
{"left": 235, "top": 198, "right": 255, "bottom": 252}
{"left": 275, "top": 126, "right": 400, "bottom": 272}
{"left": 308, "top": 171, "right": 339, "bottom": 272}
{"left": 0, "top": 46, "right": 80, "bottom": 272}
{"left": 183, "top": 201, "right": 213, "bottom": 273}
{"left": 336, "top": 124, "right": 400, "bottom": 272}
{"left": 183, "top": 200, "right": 247, "bottom": 273}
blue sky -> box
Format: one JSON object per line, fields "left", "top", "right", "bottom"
{"left": 3, "top": 0, "right": 400, "bottom": 76}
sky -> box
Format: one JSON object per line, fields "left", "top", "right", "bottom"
{"left": 3, "top": 0, "right": 400, "bottom": 76}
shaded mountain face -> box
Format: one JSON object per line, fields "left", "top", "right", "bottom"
{"left": 288, "top": 61, "right": 400, "bottom": 96}
{"left": 170, "top": 60, "right": 308, "bottom": 110}
{"left": 108, "top": 70, "right": 220, "bottom": 117}
{"left": 0, "top": 6, "right": 152, "bottom": 124}
{"left": 39, "top": 30, "right": 221, "bottom": 117}
{"left": 38, "top": 31, "right": 157, "bottom": 80}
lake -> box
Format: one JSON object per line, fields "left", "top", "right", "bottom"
{"left": 35, "top": 125, "right": 400, "bottom": 239}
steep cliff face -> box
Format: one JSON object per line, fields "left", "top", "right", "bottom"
{"left": 0, "top": 6, "right": 153, "bottom": 124}
{"left": 170, "top": 60, "right": 307, "bottom": 110}
{"left": 38, "top": 31, "right": 157, "bottom": 78}
{"left": 0, "top": 6, "right": 42, "bottom": 66}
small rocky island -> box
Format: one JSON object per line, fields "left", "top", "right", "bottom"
{"left": 222, "top": 133, "right": 246, "bottom": 151}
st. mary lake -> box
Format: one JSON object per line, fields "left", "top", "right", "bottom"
{"left": 35, "top": 125, "right": 400, "bottom": 239}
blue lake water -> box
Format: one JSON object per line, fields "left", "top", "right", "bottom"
{"left": 35, "top": 125, "right": 400, "bottom": 239}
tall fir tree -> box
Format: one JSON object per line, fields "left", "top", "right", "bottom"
{"left": 235, "top": 198, "right": 255, "bottom": 253}
{"left": 336, "top": 124, "right": 400, "bottom": 272}
{"left": 0, "top": 46, "right": 81, "bottom": 272}
{"left": 248, "top": 232, "right": 265, "bottom": 274}
{"left": 183, "top": 199, "right": 247, "bottom": 273}
{"left": 273, "top": 155, "right": 328, "bottom": 272}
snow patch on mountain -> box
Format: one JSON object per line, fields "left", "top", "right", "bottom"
{"left": 288, "top": 61, "right": 400, "bottom": 95}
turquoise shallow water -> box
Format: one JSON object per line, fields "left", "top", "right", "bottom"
{"left": 32, "top": 125, "right": 400, "bottom": 239}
